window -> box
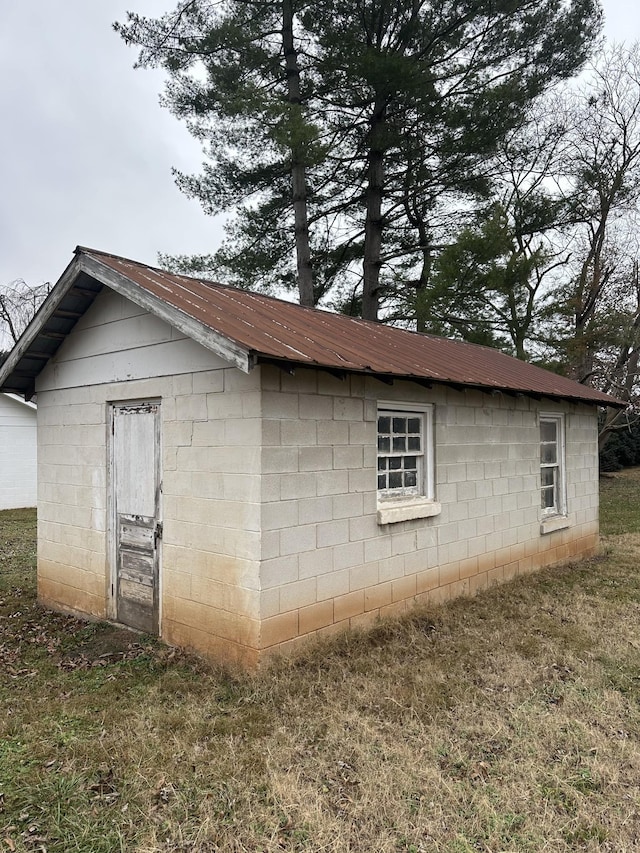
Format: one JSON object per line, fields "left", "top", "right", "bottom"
{"left": 377, "top": 412, "right": 424, "bottom": 497}
{"left": 540, "top": 414, "right": 565, "bottom": 517}
{"left": 376, "top": 403, "right": 439, "bottom": 524}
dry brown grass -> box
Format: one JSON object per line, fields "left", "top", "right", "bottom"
{"left": 2, "top": 478, "right": 640, "bottom": 851}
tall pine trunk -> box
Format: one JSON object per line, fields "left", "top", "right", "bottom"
{"left": 282, "top": 0, "right": 314, "bottom": 307}
{"left": 362, "top": 99, "right": 387, "bottom": 321}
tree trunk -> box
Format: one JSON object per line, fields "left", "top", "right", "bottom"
{"left": 362, "top": 99, "right": 387, "bottom": 321}
{"left": 282, "top": 0, "right": 314, "bottom": 307}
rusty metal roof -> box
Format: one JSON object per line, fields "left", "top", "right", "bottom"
{"left": 0, "top": 246, "right": 624, "bottom": 408}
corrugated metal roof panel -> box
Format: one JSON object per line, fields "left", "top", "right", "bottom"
{"left": 84, "top": 249, "right": 620, "bottom": 407}
{"left": 0, "top": 246, "right": 624, "bottom": 408}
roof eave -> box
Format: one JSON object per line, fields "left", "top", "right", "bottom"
{"left": 0, "top": 253, "right": 84, "bottom": 396}
{"left": 253, "top": 355, "right": 626, "bottom": 409}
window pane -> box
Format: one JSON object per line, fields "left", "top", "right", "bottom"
{"left": 540, "top": 420, "right": 557, "bottom": 442}
{"left": 389, "top": 457, "right": 402, "bottom": 470}
{"left": 408, "top": 417, "right": 421, "bottom": 433}
{"left": 389, "top": 472, "right": 403, "bottom": 488}
{"left": 393, "top": 417, "right": 406, "bottom": 433}
{"left": 541, "top": 444, "right": 557, "bottom": 464}
{"left": 378, "top": 474, "right": 386, "bottom": 489}
{"left": 378, "top": 458, "right": 387, "bottom": 471}
{"left": 378, "top": 416, "right": 390, "bottom": 433}
{"left": 408, "top": 436, "right": 421, "bottom": 451}
{"left": 393, "top": 436, "right": 407, "bottom": 452}
{"left": 404, "top": 471, "right": 417, "bottom": 487}
{"left": 541, "top": 485, "right": 555, "bottom": 509}
{"left": 378, "top": 436, "right": 390, "bottom": 452}
{"left": 541, "top": 468, "right": 555, "bottom": 487}
{"left": 404, "top": 456, "right": 417, "bottom": 469}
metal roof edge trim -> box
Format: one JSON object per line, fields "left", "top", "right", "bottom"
{"left": 2, "top": 392, "right": 37, "bottom": 410}
{"left": 79, "top": 255, "right": 253, "bottom": 374}
{"left": 254, "top": 356, "right": 627, "bottom": 409}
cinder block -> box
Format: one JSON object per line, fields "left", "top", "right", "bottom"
{"left": 299, "top": 547, "right": 334, "bottom": 579}
{"left": 280, "top": 524, "right": 317, "bottom": 556}
{"left": 279, "top": 577, "right": 317, "bottom": 612}
{"left": 391, "top": 575, "right": 417, "bottom": 603}
{"left": 365, "top": 581, "right": 392, "bottom": 611}
{"left": 380, "top": 600, "right": 407, "bottom": 619}
{"left": 390, "top": 530, "right": 417, "bottom": 556}
{"left": 365, "top": 536, "right": 392, "bottom": 563}
{"left": 332, "top": 493, "right": 364, "bottom": 519}
{"left": 192, "top": 370, "right": 225, "bottom": 394}
{"left": 333, "top": 446, "right": 364, "bottom": 469}
{"left": 459, "top": 556, "right": 479, "bottom": 580}
{"left": 262, "top": 500, "right": 298, "bottom": 531}
{"left": 298, "top": 496, "right": 333, "bottom": 525}
{"left": 334, "top": 540, "right": 365, "bottom": 571}
{"left": 261, "top": 555, "right": 299, "bottom": 589}
{"left": 299, "top": 599, "right": 334, "bottom": 634}
{"left": 334, "top": 397, "right": 364, "bottom": 421}
{"left": 317, "top": 421, "right": 349, "bottom": 445}
{"left": 350, "top": 610, "right": 380, "bottom": 631}
{"left": 282, "top": 419, "right": 317, "bottom": 446}
{"left": 260, "top": 586, "right": 280, "bottom": 619}
{"left": 348, "top": 469, "right": 374, "bottom": 494}
{"left": 261, "top": 611, "right": 299, "bottom": 647}
{"left": 280, "top": 473, "right": 317, "bottom": 500}
{"left": 299, "top": 446, "right": 333, "bottom": 472}
{"left": 262, "top": 392, "right": 299, "bottom": 419}
{"left": 439, "top": 561, "right": 460, "bottom": 586}
{"left": 317, "top": 519, "right": 350, "bottom": 549}
{"left": 378, "top": 554, "right": 405, "bottom": 583}
{"left": 349, "top": 561, "right": 379, "bottom": 591}
{"left": 175, "top": 393, "right": 208, "bottom": 422}
{"left": 334, "top": 589, "right": 365, "bottom": 621}
{"left": 299, "top": 394, "right": 334, "bottom": 420}
{"left": 317, "top": 569, "right": 350, "bottom": 601}
{"left": 416, "top": 567, "right": 439, "bottom": 593}
{"left": 316, "top": 470, "right": 349, "bottom": 496}
{"left": 348, "top": 515, "right": 378, "bottom": 542}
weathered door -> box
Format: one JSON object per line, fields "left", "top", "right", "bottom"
{"left": 111, "top": 401, "right": 161, "bottom": 634}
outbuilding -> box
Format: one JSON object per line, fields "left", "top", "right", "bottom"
{"left": 0, "top": 247, "right": 622, "bottom": 666}
{"left": 0, "top": 393, "right": 37, "bottom": 510}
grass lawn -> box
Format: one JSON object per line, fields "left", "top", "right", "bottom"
{"left": 2, "top": 477, "right": 640, "bottom": 852}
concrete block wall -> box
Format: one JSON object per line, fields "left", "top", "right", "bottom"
{"left": 37, "top": 367, "right": 264, "bottom": 667}
{"left": 32, "top": 285, "right": 600, "bottom": 667}
{"left": 35, "top": 289, "right": 263, "bottom": 667}
{"left": 257, "top": 366, "right": 599, "bottom": 657}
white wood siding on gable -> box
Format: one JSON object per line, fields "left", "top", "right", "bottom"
{"left": 0, "top": 394, "right": 37, "bottom": 509}
{"left": 37, "top": 288, "right": 230, "bottom": 392}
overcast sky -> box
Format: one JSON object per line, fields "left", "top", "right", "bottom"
{"left": 1, "top": 1, "right": 638, "bottom": 288}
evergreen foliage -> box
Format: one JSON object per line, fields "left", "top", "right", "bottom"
{"left": 116, "top": 0, "right": 602, "bottom": 318}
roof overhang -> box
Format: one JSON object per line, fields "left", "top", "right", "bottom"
{"left": 0, "top": 249, "right": 252, "bottom": 399}
{"left": 0, "top": 246, "right": 627, "bottom": 411}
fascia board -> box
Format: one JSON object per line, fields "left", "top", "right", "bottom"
{"left": 0, "top": 254, "right": 83, "bottom": 388}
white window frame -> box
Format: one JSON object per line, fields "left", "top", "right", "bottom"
{"left": 376, "top": 401, "right": 440, "bottom": 524}
{"left": 540, "top": 413, "right": 567, "bottom": 520}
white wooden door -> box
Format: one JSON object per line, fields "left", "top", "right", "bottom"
{"left": 111, "top": 401, "right": 161, "bottom": 634}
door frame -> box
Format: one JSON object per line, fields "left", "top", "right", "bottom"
{"left": 107, "top": 398, "right": 162, "bottom": 632}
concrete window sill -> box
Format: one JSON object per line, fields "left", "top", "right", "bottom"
{"left": 377, "top": 498, "right": 442, "bottom": 525}
{"left": 540, "top": 515, "right": 570, "bottom": 535}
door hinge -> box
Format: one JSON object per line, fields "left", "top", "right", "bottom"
{"left": 155, "top": 522, "right": 163, "bottom": 545}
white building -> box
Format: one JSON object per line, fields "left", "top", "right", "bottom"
{"left": 0, "top": 393, "right": 37, "bottom": 510}
{"left": 0, "top": 247, "right": 623, "bottom": 666}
